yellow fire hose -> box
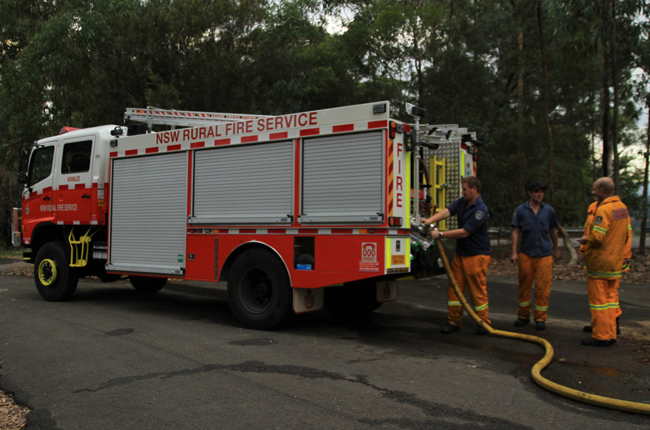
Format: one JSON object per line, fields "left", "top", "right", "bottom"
{"left": 435, "top": 238, "right": 650, "bottom": 415}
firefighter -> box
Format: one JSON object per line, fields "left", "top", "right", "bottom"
{"left": 422, "top": 176, "right": 491, "bottom": 335}
{"left": 578, "top": 177, "right": 631, "bottom": 347}
{"left": 510, "top": 182, "right": 559, "bottom": 331}
{"left": 579, "top": 196, "right": 632, "bottom": 336}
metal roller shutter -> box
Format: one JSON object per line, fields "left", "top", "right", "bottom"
{"left": 191, "top": 141, "right": 294, "bottom": 225}
{"left": 108, "top": 152, "right": 187, "bottom": 275}
{"left": 300, "top": 131, "right": 384, "bottom": 224}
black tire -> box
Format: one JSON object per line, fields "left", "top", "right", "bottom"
{"left": 227, "top": 248, "right": 293, "bottom": 330}
{"left": 324, "top": 280, "right": 382, "bottom": 317}
{"left": 34, "top": 241, "right": 78, "bottom": 301}
{"left": 129, "top": 275, "right": 167, "bottom": 293}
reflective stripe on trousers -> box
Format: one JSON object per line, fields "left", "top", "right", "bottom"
{"left": 447, "top": 253, "right": 491, "bottom": 326}
{"left": 587, "top": 278, "right": 618, "bottom": 340}
{"left": 517, "top": 253, "right": 553, "bottom": 322}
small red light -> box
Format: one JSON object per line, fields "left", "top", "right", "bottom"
{"left": 389, "top": 121, "right": 396, "bottom": 139}
{"left": 388, "top": 217, "right": 403, "bottom": 226}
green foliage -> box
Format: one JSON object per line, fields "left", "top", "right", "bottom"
{"left": 1, "top": 0, "right": 649, "bottom": 244}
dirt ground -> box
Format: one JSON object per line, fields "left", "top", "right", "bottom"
{"left": 0, "top": 249, "right": 648, "bottom": 429}
{"left": 0, "top": 390, "right": 28, "bottom": 430}
{"left": 489, "top": 247, "right": 650, "bottom": 284}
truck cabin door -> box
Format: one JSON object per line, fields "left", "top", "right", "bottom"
{"left": 54, "top": 139, "right": 94, "bottom": 225}
{"left": 23, "top": 144, "right": 57, "bottom": 236}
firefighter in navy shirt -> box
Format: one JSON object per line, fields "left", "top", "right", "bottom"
{"left": 422, "top": 176, "right": 492, "bottom": 335}
{"left": 510, "top": 182, "right": 559, "bottom": 331}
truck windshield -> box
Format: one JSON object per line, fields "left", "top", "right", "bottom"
{"left": 28, "top": 146, "right": 55, "bottom": 187}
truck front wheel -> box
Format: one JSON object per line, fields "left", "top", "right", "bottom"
{"left": 227, "top": 248, "right": 293, "bottom": 330}
{"left": 34, "top": 241, "right": 78, "bottom": 301}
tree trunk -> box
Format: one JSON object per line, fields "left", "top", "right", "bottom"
{"left": 588, "top": 90, "right": 598, "bottom": 184}
{"left": 640, "top": 106, "right": 650, "bottom": 255}
{"left": 516, "top": 20, "right": 526, "bottom": 202}
{"left": 413, "top": 30, "right": 423, "bottom": 106}
{"left": 537, "top": 1, "right": 555, "bottom": 207}
{"left": 557, "top": 224, "right": 578, "bottom": 266}
{"left": 601, "top": 6, "right": 610, "bottom": 177}
{"left": 610, "top": 0, "right": 620, "bottom": 193}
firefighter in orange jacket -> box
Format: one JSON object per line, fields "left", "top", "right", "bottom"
{"left": 578, "top": 177, "right": 631, "bottom": 347}
{"left": 422, "top": 176, "right": 491, "bottom": 335}
{"left": 579, "top": 197, "right": 632, "bottom": 335}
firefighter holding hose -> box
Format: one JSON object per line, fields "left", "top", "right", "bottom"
{"left": 422, "top": 176, "right": 491, "bottom": 335}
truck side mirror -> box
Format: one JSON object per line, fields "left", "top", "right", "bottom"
{"left": 17, "top": 172, "right": 28, "bottom": 184}
{"left": 19, "top": 148, "right": 29, "bottom": 173}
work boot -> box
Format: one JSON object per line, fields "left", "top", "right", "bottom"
{"left": 476, "top": 327, "right": 489, "bottom": 335}
{"left": 441, "top": 323, "right": 460, "bottom": 334}
{"left": 584, "top": 319, "right": 621, "bottom": 334}
{"left": 535, "top": 321, "right": 546, "bottom": 331}
{"left": 514, "top": 318, "right": 530, "bottom": 327}
{"left": 581, "top": 338, "right": 613, "bottom": 347}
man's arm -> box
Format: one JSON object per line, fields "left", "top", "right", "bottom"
{"left": 580, "top": 204, "right": 595, "bottom": 254}
{"left": 430, "top": 228, "right": 470, "bottom": 240}
{"left": 422, "top": 208, "right": 451, "bottom": 225}
{"left": 511, "top": 227, "right": 520, "bottom": 264}
{"left": 624, "top": 215, "right": 632, "bottom": 259}
{"left": 587, "top": 209, "right": 609, "bottom": 248}
{"left": 550, "top": 227, "right": 559, "bottom": 261}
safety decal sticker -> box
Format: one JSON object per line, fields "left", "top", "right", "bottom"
{"left": 612, "top": 208, "right": 628, "bottom": 220}
{"left": 359, "top": 242, "right": 379, "bottom": 272}
{"left": 595, "top": 216, "right": 603, "bottom": 225}
{"left": 475, "top": 211, "right": 484, "bottom": 220}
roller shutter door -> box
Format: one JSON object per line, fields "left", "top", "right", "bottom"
{"left": 108, "top": 152, "right": 187, "bottom": 275}
{"left": 191, "top": 141, "right": 294, "bottom": 224}
{"left": 300, "top": 131, "right": 384, "bottom": 224}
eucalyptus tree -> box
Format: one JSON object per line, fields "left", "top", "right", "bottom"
{"left": 632, "top": 15, "right": 650, "bottom": 254}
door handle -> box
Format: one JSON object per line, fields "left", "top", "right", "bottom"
{"left": 82, "top": 195, "right": 91, "bottom": 199}
{"left": 43, "top": 196, "right": 51, "bottom": 201}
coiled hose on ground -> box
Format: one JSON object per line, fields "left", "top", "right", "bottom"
{"left": 434, "top": 238, "right": 650, "bottom": 415}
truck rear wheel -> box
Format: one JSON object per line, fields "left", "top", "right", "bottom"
{"left": 228, "top": 248, "right": 293, "bottom": 330}
{"left": 129, "top": 275, "right": 167, "bottom": 293}
{"left": 324, "top": 280, "right": 382, "bottom": 317}
{"left": 34, "top": 241, "right": 78, "bottom": 301}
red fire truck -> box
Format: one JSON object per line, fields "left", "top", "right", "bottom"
{"left": 13, "top": 101, "right": 481, "bottom": 329}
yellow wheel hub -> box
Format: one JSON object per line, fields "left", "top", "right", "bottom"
{"left": 38, "top": 259, "right": 58, "bottom": 286}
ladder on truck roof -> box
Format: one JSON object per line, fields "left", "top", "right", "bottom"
{"left": 124, "top": 107, "right": 273, "bottom": 129}
{"left": 416, "top": 124, "right": 478, "bottom": 146}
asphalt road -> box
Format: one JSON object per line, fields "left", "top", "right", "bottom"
{"left": 1, "top": 267, "right": 649, "bottom": 430}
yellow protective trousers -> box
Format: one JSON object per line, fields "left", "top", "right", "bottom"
{"left": 517, "top": 253, "right": 553, "bottom": 322}
{"left": 588, "top": 278, "right": 619, "bottom": 341}
{"left": 448, "top": 254, "right": 491, "bottom": 326}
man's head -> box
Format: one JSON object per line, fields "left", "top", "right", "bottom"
{"left": 592, "top": 177, "right": 615, "bottom": 202}
{"left": 527, "top": 181, "right": 545, "bottom": 205}
{"left": 461, "top": 176, "right": 481, "bottom": 202}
